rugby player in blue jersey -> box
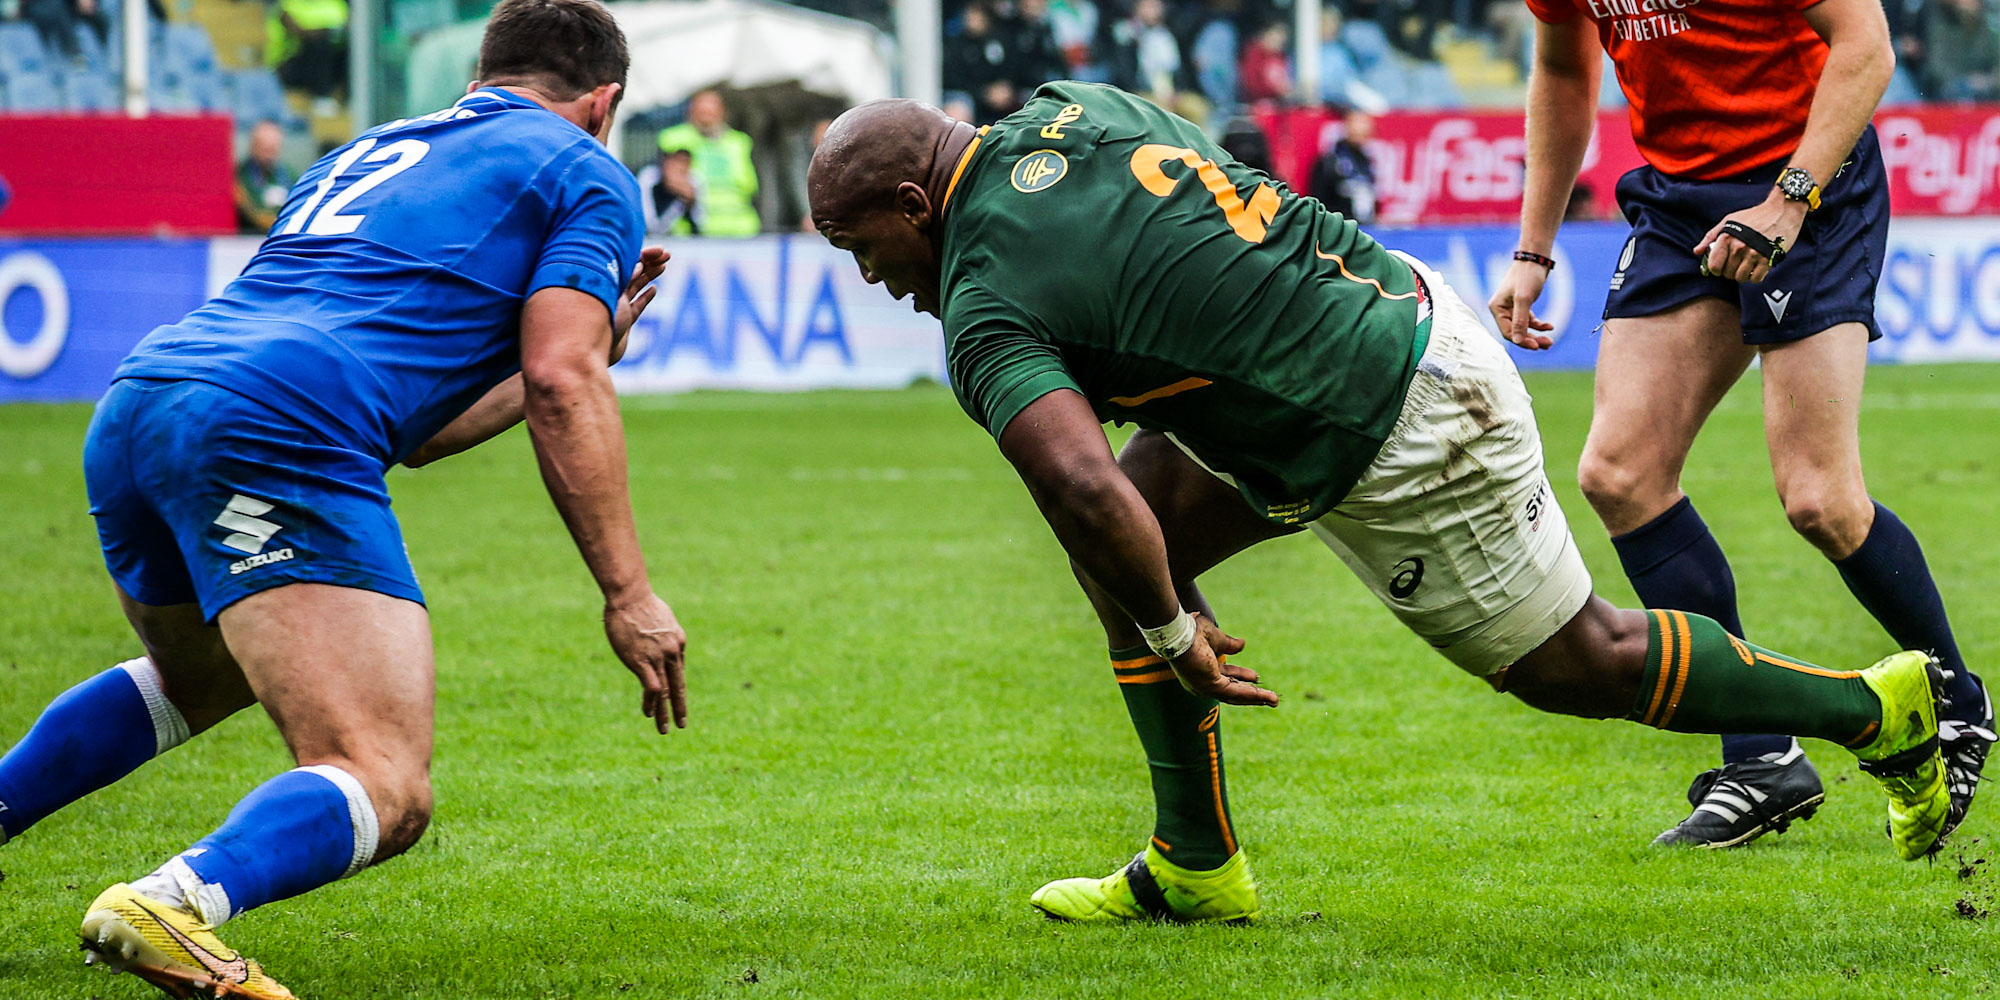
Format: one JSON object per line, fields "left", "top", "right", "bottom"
{"left": 0, "top": 2, "right": 679, "bottom": 995}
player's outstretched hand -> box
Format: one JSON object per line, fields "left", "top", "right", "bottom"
{"left": 603, "top": 590, "right": 688, "bottom": 733}
{"left": 1695, "top": 195, "right": 1805, "bottom": 285}
{"left": 610, "top": 247, "right": 671, "bottom": 363}
{"left": 1168, "top": 616, "right": 1278, "bottom": 707}
{"left": 1488, "top": 260, "right": 1556, "bottom": 350}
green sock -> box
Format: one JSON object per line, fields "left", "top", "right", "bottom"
{"left": 1110, "top": 644, "right": 1239, "bottom": 871}
{"left": 1629, "top": 610, "right": 1884, "bottom": 747}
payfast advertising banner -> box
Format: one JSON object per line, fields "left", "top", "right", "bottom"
{"left": 1261, "top": 105, "right": 2000, "bottom": 224}
{"left": 1256, "top": 106, "right": 1645, "bottom": 226}
{"left": 3, "top": 223, "right": 1997, "bottom": 404}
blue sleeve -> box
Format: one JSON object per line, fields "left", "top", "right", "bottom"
{"left": 528, "top": 150, "right": 644, "bottom": 319}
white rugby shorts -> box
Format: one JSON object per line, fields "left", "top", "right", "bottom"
{"left": 1172, "top": 253, "right": 1594, "bottom": 676}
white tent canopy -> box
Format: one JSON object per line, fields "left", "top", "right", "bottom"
{"left": 404, "top": 0, "right": 894, "bottom": 117}
{"left": 619, "top": 0, "right": 894, "bottom": 110}
{"left": 402, "top": 0, "right": 896, "bottom": 228}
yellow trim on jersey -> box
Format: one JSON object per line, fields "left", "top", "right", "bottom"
{"left": 1109, "top": 377, "right": 1214, "bottom": 407}
{"left": 941, "top": 125, "right": 992, "bottom": 213}
{"left": 1313, "top": 242, "right": 1420, "bottom": 301}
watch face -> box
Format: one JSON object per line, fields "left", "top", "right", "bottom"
{"left": 1780, "top": 169, "right": 1814, "bottom": 199}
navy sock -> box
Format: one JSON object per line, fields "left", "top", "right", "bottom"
{"left": 1834, "top": 501, "right": 1986, "bottom": 723}
{"left": 1611, "top": 498, "right": 1791, "bottom": 764}
{"left": 0, "top": 660, "right": 188, "bottom": 841}
{"left": 175, "top": 766, "right": 378, "bottom": 921}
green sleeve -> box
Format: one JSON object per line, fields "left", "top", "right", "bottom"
{"left": 944, "top": 285, "right": 1081, "bottom": 439}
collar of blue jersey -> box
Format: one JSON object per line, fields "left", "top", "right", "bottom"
{"left": 458, "top": 87, "right": 547, "bottom": 114}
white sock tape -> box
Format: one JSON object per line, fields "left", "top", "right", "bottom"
{"left": 1139, "top": 608, "right": 1198, "bottom": 661}
{"left": 168, "top": 855, "right": 236, "bottom": 926}
{"left": 296, "top": 765, "right": 381, "bottom": 879}
{"left": 116, "top": 657, "right": 190, "bottom": 756}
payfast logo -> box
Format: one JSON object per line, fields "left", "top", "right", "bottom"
{"left": 1366, "top": 119, "right": 1600, "bottom": 222}
{"left": 1878, "top": 113, "right": 2000, "bottom": 215}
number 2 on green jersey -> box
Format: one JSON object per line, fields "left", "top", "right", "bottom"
{"left": 1128, "top": 144, "right": 1279, "bottom": 244}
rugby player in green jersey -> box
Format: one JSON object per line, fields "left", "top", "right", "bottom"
{"left": 807, "top": 82, "right": 1953, "bottom": 921}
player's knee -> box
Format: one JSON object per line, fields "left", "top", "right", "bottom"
{"left": 316, "top": 757, "right": 432, "bottom": 861}
{"left": 1576, "top": 451, "right": 1660, "bottom": 523}
{"left": 1780, "top": 489, "right": 1869, "bottom": 556}
{"left": 156, "top": 660, "right": 257, "bottom": 734}
{"left": 1501, "top": 604, "right": 1649, "bottom": 719}
{"left": 1505, "top": 660, "right": 1633, "bottom": 719}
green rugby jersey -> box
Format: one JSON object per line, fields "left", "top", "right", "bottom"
{"left": 940, "top": 81, "right": 1429, "bottom": 525}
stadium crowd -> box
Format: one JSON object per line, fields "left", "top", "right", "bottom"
{"left": 4, "top": 0, "right": 1999, "bottom": 237}
{"left": 2, "top": 0, "right": 348, "bottom": 108}
{"left": 930, "top": 0, "right": 2000, "bottom": 120}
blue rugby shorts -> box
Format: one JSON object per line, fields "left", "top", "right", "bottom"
{"left": 83, "top": 377, "right": 424, "bottom": 621}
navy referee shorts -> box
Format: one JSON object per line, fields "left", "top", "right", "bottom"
{"left": 1604, "top": 125, "right": 1887, "bottom": 344}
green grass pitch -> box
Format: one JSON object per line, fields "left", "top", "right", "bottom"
{"left": 2, "top": 365, "right": 1997, "bottom": 998}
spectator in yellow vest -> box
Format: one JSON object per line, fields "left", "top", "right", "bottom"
{"left": 655, "top": 90, "right": 761, "bottom": 237}
{"left": 267, "top": 0, "right": 349, "bottom": 108}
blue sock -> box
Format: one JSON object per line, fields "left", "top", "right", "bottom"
{"left": 1611, "top": 498, "right": 1792, "bottom": 765}
{"left": 167, "top": 766, "right": 379, "bottom": 922}
{"left": 1833, "top": 501, "right": 1986, "bottom": 723}
{"left": 0, "top": 659, "right": 188, "bottom": 841}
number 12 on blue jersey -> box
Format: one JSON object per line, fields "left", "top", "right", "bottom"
{"left": 281, "top": 137, "right": 433, "bottom": 237}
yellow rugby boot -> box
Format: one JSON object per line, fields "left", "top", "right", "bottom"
{"left": 1031, "top": 846, "right": 1259, "bottom": 923}
{"left": 1852, "top": 651, "right": 1951, "bottom": 861}
{"left": 79, "top": 883, "right": 297, "bottom": 1000}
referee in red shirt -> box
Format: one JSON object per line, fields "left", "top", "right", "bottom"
{"left": 1490, "top": 0, "right": 1992, "bottom": 848}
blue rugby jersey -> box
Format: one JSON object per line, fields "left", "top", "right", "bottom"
{"left": 116, "top": 88, "right": 643, "bottom": 465}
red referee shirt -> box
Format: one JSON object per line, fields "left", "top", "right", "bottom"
{"left": 1526, "top": 0, "right": 1829, "bottom": 179}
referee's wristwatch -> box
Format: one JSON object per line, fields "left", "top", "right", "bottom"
{"left": 1776, "top": 167, "right": 1821, "bottom": 211}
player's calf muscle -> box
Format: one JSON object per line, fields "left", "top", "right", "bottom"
{"left": 372, "top": 779, "right": 433, "bottom": 860}
{"left": 1503, "top": 602, "right": 1652, "bottom": 718}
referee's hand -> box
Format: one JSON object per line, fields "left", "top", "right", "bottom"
{"left": 1695, "top": 193, "right": 1807, "bottom": 285}
{"left": 1488, "top": 260, "right": 1556, "bottom": 351}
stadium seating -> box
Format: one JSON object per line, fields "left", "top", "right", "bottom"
{"left": 229, "top": 66, "right": 304, "bottom": 129}
{"left": 0, "top": 22, "right": 61, "bottom": 112}
{"left": 0, "top": 17, "right": 304, "bottom": 121}
{"left": 0, "top": 22, "right": 51, "bottom": 77}
{"left": 64, "top": 68, "right": 120, "bottom": 110}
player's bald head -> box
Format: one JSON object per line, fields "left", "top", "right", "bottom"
{"left": 808, "top": 99, "right": 961, "bottom": 224}
{"left": 807, "top": 99, "right": 977, "bottom": 319}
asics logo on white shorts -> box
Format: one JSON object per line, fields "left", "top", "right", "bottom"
{"left": 213, "top": 494, "right": 285, "bottom": 554}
